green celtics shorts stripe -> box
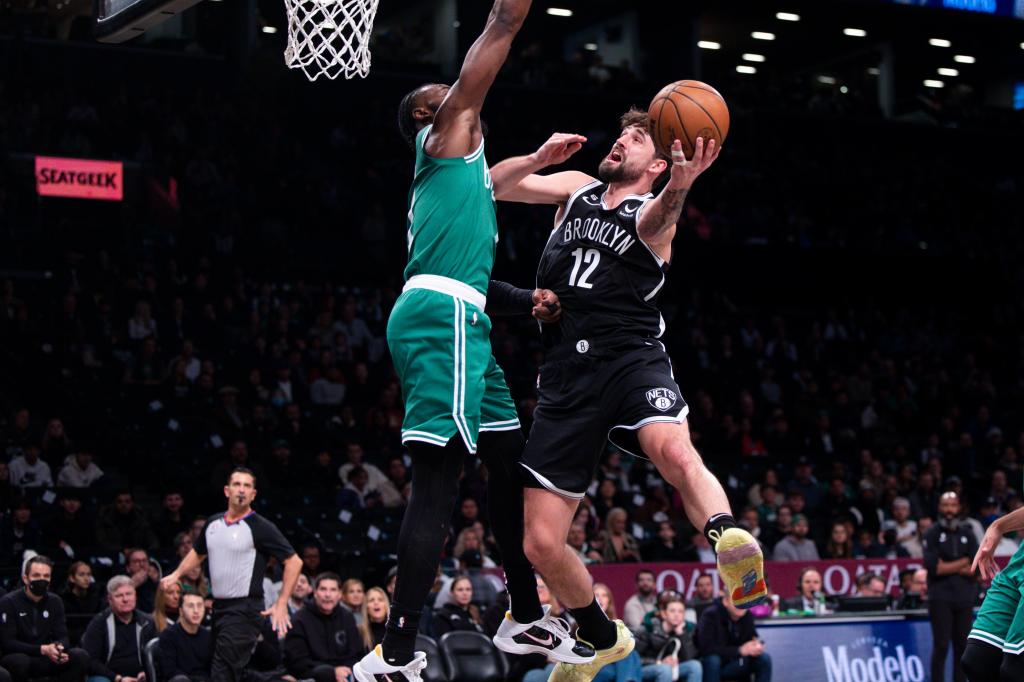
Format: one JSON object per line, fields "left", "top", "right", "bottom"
{"left": 970, "top": 546, "right": 1024, "bottom": 655}
{"left": 387, "top": 288, "right": 519, "bottom": 454}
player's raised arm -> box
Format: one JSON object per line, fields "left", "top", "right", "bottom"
{"left": 636, "top": 137, "right": 721, "bottom": 246}
{"left": 491, "top": 132, "right": 591, "bottom": 202}
{"left": 427, "top": 0, "right": 533, "bottom": 157}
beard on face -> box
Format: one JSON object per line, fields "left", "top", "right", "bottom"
{"left": 598, "top": 156, "right": 644, "bottom": 183}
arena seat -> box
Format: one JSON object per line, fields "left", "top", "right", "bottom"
{"left": 416, "top": 634, "right": 450, "bottom": 682}
{"left": 143, "top": 638, "right": 161, "bottom": 682}
{"left": 438, "top": 631, "right": 508, "bottom": 682}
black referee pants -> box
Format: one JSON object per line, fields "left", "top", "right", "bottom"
{"left": 211, "top": 598, "right": 264, "bottom": 682}
{"left": 930, "top": 599, "right": 973, "bottom": 682}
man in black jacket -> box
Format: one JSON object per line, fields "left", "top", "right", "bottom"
{"left": 0, "top": 555, "right": 89, "bottom": 682}
{"left": 80, "top": 575, "right": 156, "bottom": 682}
{"left": 284, "top": 573, "right": 362, "bottom": 682}
{"left": 158, "top": 591, "right": 213, "bottom": 682}
{"left": 923, "top": 492, "right": 979, "bottom": 682}
{"left": 697, "top": 594, "right": 772, "bottom": 682}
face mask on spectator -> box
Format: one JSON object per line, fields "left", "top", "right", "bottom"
{"left": 29, "top": 579, "right": 49, "bottom": 597}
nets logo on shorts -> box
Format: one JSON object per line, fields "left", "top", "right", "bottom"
{"left": 646, "top": 388, "right": 678, "bottom": 412}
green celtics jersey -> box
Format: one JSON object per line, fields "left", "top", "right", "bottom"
{"left": 404, "top": 125, "right": 497, "bottom": 296}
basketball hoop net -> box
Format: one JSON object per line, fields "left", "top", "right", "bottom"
{"left": 283, "top": 0, "right": 380, "bottom": 81}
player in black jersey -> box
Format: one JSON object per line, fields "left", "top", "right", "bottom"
{"left": 490, "top": 109, "right": 767, "bottom": 680}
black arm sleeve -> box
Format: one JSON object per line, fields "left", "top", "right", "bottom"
{"left": 486, "top": 280, "right": 534, "bottom": 316}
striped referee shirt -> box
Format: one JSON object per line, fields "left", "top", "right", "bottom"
{"left": 194, "top": 511, "right": 295, "bottom": 600}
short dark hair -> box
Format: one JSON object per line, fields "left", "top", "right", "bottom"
{"left": 397, "top": 84, "right": 446, "bottom": 151}
{"left": 635, "top": 570, "right": 655, "bottom": 582}
{"left": 24, "top": 555, "right": 53, "bottom": 576}
{"left": 181, "top": 590, "right": 205, "bottom": 603}
{"left": 856, "top": 572, "right": 882, "bottom": 588}
{"left": 314, "top": 572, "right": 341, "bottom": 590}
{"left": 227, "top": 467, "right": 256, "bottom": 486}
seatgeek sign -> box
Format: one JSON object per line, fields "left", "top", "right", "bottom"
{"left": 35, "top": 156, "right": 124, "bottom": 201}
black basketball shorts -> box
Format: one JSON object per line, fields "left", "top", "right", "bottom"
{"left": 520, "top": 336, "right": 689, "bottom": 498}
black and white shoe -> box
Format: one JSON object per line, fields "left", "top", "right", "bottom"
{"left": 352, "top": 646, "right": 427, "bottom": 682}
{"left": 492, "top": 604, "right": 596, "bottom": 664}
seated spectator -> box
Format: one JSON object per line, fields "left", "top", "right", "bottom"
{"left": 644, "top": 521, "right": 697, "bottom": 563}
{"left": 8, "top": 443, "right": 53, "bottom": 489}
{"left": 853, "top": 529, "right": 886, "bottom": 558}
{"left": 636, "top": 594, "right": 702, "bottom": 682}
{"left": 153, "top": 582, "right": 182, "bottom": 632}
{"left": 81, "top": 575, "right": 156, "bottom": 682}
{"left": 1, "top": 499, "right": 40, "bottom": 558}
{"left": 822, "top": 521, "right": 854, "bottom": 559}
{"left": 42, "top": 490, "right": 95, "bottom": 558}
{"left": 697, "top": 593, "right": 772, "bottom": 682}
{"left": 123, "top": 548, "right": 159, "bottom": 613}
{"left": 61, "top": 561, "right": 102, "bottom": 616}
{"left": 452, "top": 527, "right": 497, "bottom": 569}
{"left": 692, "top": 531, "right": 716, "bottom": 564}
{"left": 360, "top": 587, "right": 389, "bottom": 649}
{"left": 600, "top": 508, "right": 642, "bottom": 563}
{"left": 739, "top": 507, "right": 770, "bottom": 554}
{"left": 433, "top": 576, "right": 483, "bottom": 637}
{"left": 158, "top": 591, "right": 213, "bottom": 682}
{"left": 56, "top": 449, "right": 104, "bottom": 489}
{"left": 686, "top": 575, "right": 717, "bottom": 622}
{"left": 340, "top": 579, "right": 365, "bottom": 625}
{"left": 623, "top": 570, "right": 658, "bottom": 631}
{"left": 300, "top": 545, "right": 322, "bottom": 577}
{"left": 772, "top": 514, "right": 819, "bottom": 562}
{"left": 288, "top": 574, "right": 312, "bottom": 616}
{"left": 96, "top": 492, "right": 158, "bottom": 552}
{"left": 568, "top": 523, "right": 603, "bottom": 564}
{"left": 853, "top": 572, "right": 887, "bottom": 598}
{"left": 878, "top": 528, "right": 911, "bottom": 559}
{"left": 284, "top": 573, "right": 362, "bottom": 682}
{"left": 901, "top": 516, "right": 931, "bottom": 558}
{"left": 152, "top": 490, "right": 189, "bottom": 549}
{"left": 882, "top": 497, "right": 917, "bottom": 545}
{"left": 337, "top": 466, "right": 382, "bottom": 509}
{"left": 780, "top": 567, "right": 822, "bottom": 613}
{"left": 336, "top": 442, "right": 389, "bottom": 492}
{"left": 0, "top": 555, "right": 88, "bottom": 682}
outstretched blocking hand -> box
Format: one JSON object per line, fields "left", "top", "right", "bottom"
{"left": 531, "top": 133, "right": 587, "bottom": 167}
{"left": 972, "top": 523, "right": 1003, "bottom": 581}
{"left": 666, "top": 137, "right": 721, "bottom": 191}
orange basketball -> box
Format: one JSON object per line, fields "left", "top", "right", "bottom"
{"left": 648, "top": 80, "right": 730, "bottom": 160}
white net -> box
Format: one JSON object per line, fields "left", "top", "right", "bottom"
{"left": 283, "top": 0, "right": 380, "bottom": 81}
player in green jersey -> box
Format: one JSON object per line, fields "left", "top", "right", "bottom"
{"left": 354, "top": 1, "right": 592, "bottom": 680}
{"left": 962, "top": 502, "right": 1024, "bottom": 681}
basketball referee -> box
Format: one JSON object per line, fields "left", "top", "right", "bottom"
{"left": 161, "top": 467, "right": 303, "bottom": 682}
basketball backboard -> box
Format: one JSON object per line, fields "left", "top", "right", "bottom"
{"left": 94, "top": 0, "right": 204, "bottom": 43}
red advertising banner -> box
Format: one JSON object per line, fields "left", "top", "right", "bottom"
{"left": 588, "top": 559, "right": 932, "bottom": 614}
{"left": 35, "top": 156, "right": 124, "bottom": 201}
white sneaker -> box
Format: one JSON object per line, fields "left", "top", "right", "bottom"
{"left": 492, "top": 604, "right": 596, "bottom": 664}
{"left": 353, "top": 646, "right": 428, "bottom": 682}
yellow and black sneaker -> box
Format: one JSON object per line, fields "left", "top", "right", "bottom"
{"left": 713, "top": 527, "right": 769, "bottom": 608}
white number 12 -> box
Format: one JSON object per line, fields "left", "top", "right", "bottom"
{"left": 568, "top": 248, "right": 601, "bottom": 289}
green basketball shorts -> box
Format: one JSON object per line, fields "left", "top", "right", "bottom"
{"left": 970, "top": 546, "right": 1024, "bottom": 655}
{"left": 387, "top": 277, "right": 519, "bottom": 454}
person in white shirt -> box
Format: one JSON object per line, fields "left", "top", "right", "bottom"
{"left": 57, "top": 450, "right": 104, "bottom": 488}
{"left": 882, "top": 497, "right": 918, "bottom": 544}
{"left": 622, "top": 570, "right": 658, "bottom": 630}
{"left": 337, "top": 443, "right": 390, "bottom": 492}
{"left": 9, "top": 444, "right": 53, "bottom": 488}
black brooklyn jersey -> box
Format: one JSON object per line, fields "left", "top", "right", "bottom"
{"left": 537, "top": 179, "right": 668, "bottom": 347}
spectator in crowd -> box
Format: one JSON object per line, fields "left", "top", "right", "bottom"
{"left": 284, "top": 573, "right": 363, "bottom": 682}
{"left": 636, "top": 594, "right": 703, "bottom": 682}
{"left": 924, "top": 492, "right": 978, "bottom": 682}
{"left": 787, "top": 458, "right": 821, "bottom": 511}
{"left": 452, "top": 528, "right": 497, "bottom": 569}
{"left": 8, "top": 444, "right": 53, "bottom": 489}
{"left": 336, "top": 442, "right": 390, "bottom": 493}
{"left": 124, "top": 548, "right": 159, "bottom": 613}
{"left": 697, "top": 593, "right": 772, "bottom": 682}
{"left": 601, "top": 508, "right": 642, "bottom": 563}
{"left": 772, "top": 514, "right": 819, "bottom": 562}
{"left": 623, "top": 570, "right": 658, "bottom": 630}
{"left": 433, "top": 576, "right": 484, "bottom": 637}
{"left": 853, "top": 529, "right": 886, "bottom": 558}
{"left": 81, "top": 575, "right": 156, "bottom": 682}
{"left": 739, "top": 507, "right": 770, "bottom": 555}
{"left": 781, "top": 568, "right": 823, "bottom": 613}
{"left": 288, "top": 573, "right": 313, "bottom": 617}
{"left": 337, "top": 467, "right": 382, "bottom": 509}
{"left": 591, "top": 583, "right": 647, "bottom": 682}
{"left": 158, "top": 590, "right": 213, "bottom": 682}
{"left": 883, "top": 497, "right": 918, "bottom": 545}
{"left": 853, "top": 573, "right": 887, "bottom": 598}
{"left": 359, "top": 587, "right": 389, "bottom": 650}
{"left": 1, "top": 498, "right": 40, "bottom": 557}
{"left": 61, "top": 561, "right": 102, "bottom": 617}
{"left": 152, "top": 490, "right": 189, "bottom": 548}
{"left": 300, "top": 545, "right": 322, "bottom": 578}
{"left": 43, "top": 490, "right": 95, "bottom": 557}
{"left": 823, "top": 521, "right": 854, "bottom": 559}
{"left": 687, "top": 575, "right": 717, "bottom": 621}
{"left": 96, "top": 492, "right": 159, "bottom": 552}
{"left": 568, "top": 523, "right": 603, "bottom": 564}
{"left": 153, "top": 582, "right": 182, "bottom": 632}
{"left": 341, "top": 579, "right": 366, "bottom": 625}
{"left": 910, "top": 472, "right": 939, "bottom": 520}
{"left": 644, "top": 521, "right": 695, "bottom": 562}
{"left": 901, "top": 517, "right": 931, "bottom": 558}
{"left": 0, "top": 555, "right": 88, "bottom": 682}
{"left": 56, "top": 449, "right": 103, "bottom": 489}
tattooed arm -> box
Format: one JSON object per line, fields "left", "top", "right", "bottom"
{"left": 637, "top": 136, "right": 721, "bottom": 244}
